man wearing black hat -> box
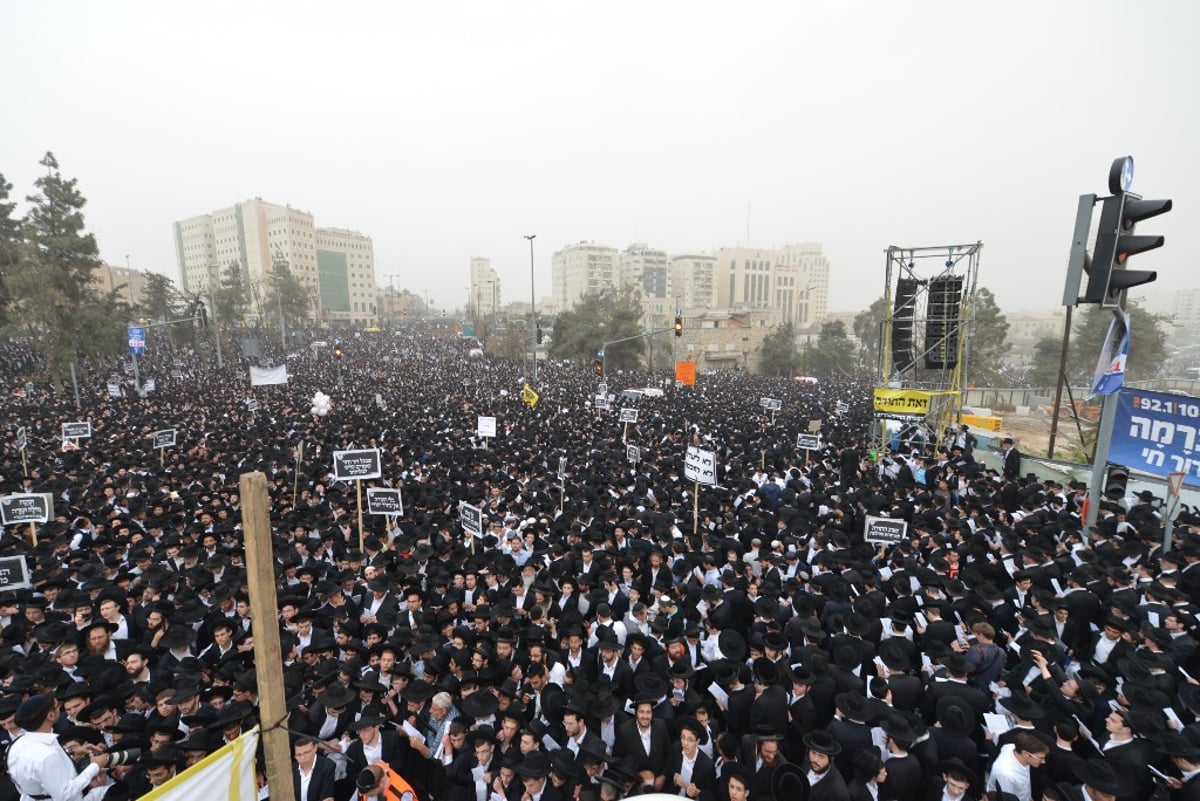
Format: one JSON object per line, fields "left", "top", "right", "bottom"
{"left": 614, "top": 695, "right": 669, "bottom": 790}
{"left": 804, "top": 729, "right": 849, "bottom": 801}
{"left": 665, "top": 716, "right": 716, "bottom": 801}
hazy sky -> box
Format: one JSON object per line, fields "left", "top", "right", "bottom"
{"left": 3, "top": 1, "right": 1197, "bottom": 315}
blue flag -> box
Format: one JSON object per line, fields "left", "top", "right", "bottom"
{"left": 1091, "top": 312, "right": 1130, "bottom": 396}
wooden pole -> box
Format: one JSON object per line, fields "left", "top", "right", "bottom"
{"left": 356, "top": 479, "right": 364, "bottom": 552}
{"left": 239, "top": 471, "right": 294, "bottom": 801}
{"left": 28, "top": 522, "right": 36, "bottom": 548}
{"left": 693, "top": 480, "right": 700, "bottom": 539}
{"left": 292, "top": 441, "right": 303, "bottom": 510}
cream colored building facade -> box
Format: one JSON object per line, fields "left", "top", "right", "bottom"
{"left": 713, "top": 243, "right": 830, "bottom": 327}
{"left": 551, "top": 242, "right": 620, "bottom": 310}
{"left": 314, "top": 227, "right": 377, "bottom": 325}
{"left": 669, "top": 254, "right": 718, "bottom": 312}
{"left": 92, "top": 263, "right": 149, "bottom": 307}
{"left": 678, "top": 309, "right": 775, "bottom": 374}
{"left": 174, "top": 198, "right": 377, "bottom": 326}
{"left": 469, "top": 257, "right": 501, "bottom": 317}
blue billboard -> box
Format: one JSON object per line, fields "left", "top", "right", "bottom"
{"left": 1112, "top": 387, "right": 1200, "bottom": 486}
{"left": 127, "top": 326, "right": 145, "bottom": 355}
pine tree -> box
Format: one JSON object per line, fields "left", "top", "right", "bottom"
{"left": 0, "top": 173, "right": 20, "bottom": 327}
{"left": 9, "top": 152, "right": 112, "bottom": 381}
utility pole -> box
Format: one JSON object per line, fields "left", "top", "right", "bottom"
{"left": 525, "top": 234, "right": 538, "bottom": 382}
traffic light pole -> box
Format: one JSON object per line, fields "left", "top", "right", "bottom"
{"left": 601, "top": 327, "right": 673, "bottom": 376}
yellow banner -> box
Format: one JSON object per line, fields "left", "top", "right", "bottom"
{"left": 521, "top": 383, "right": 540, "bottom": 408}
{"left": 872, "top": 388, "right": 956, "bottom": 416}
{"left": 962, "top": 413, "right": 1003, "bottom": 431}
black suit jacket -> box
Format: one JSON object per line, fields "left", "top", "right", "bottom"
{"left": 614, "top": 717, "right": 670, "bottom": 775}
{"left": 809, "top": 768, "right": 851, "bottom": 801}
{"left": 294, "top": 754, "right": 337, "bottom": 801}
{"left": 662, "top": 746, "right": 718, "bottom": 801}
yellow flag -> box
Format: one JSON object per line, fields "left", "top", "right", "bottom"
{"left": 522, "top": 383, "right": 540, "bottom": 408}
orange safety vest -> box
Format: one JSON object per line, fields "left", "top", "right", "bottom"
{"left": 371, "top": 761, "right": 417, "bottom": 801}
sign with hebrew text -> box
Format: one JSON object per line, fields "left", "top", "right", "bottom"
{"left": 1111, "top": 388, "right": 1200, "bottom": 486}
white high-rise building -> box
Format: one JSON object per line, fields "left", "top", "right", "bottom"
{"left": 174, "top": 198, "right": 377, "bottom": 326}
{"left": 669, "top": 254, "right": 718, "bottom": 311}
{"left": 712, "top": 243, "right": 831, "bottom": 326}
{"left": 469, "top": 258, "right": 501, "bottom": 317}
{"left": 551, "top": 242, "right": 620, "bottom": 310}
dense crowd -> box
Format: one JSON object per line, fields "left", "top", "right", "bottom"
{"left": 0, "top": 327, "right": 1198, "bottom": 801}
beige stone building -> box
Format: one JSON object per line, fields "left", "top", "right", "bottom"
{"left": 551, "top": 242, "right": 620, "bottom": 310}
{"left": 677, "top": 309, "right": 776, "bottom": 374}
{"left": 712, "top": 243, "right": 831, "bottom": 327}
{"left": 314, "top": 227, "right": 377, "bottom": 326}
{"left": 469, "top": 257, "right": 501, "bottom": 318}
{"left": 92, "top": 262, "right": 149, "bottom": 307}
{"left": 173, "top": 198, "right": 377, "bottom": 326}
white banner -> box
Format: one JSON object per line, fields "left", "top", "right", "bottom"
{"left": 685, "top": 446, "right": 717, "bottom": 485}
{"left": 141, "top": 726, "right": 259, "bottom": 801}
{"left": 249, "top": 365, "right": 289, "bottom": 386}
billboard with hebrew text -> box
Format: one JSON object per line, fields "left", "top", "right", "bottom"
{"left": 1111, "top": 388, "right": 1200, "bottom": 486}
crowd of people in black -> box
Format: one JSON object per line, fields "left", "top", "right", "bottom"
{"left": 1, "top": 326, "right": 1199, "bottom": 801}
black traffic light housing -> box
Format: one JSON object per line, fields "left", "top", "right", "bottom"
{"left": 674, "top": 316, "right": 682, "bottom": 337}
{"left": 333, "top": 345, "right": 344, "bottom": 359}
{"left": 537, "top": 326, "right": 544, "bottom": 345}
{"left": 593, "top": 358, "right": 603, "bottom": 375}
{"left": 1079, "top": 156, "right": 1171, "bottom": 308}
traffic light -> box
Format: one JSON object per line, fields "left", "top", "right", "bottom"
{"left": 537, "top": 326, "right": 544, "bottom": 345}
{"left": 593, "top": 358, "right": 603, "bottom": 375}
{"left": 1104, "top": 465, "right": 1129, "bottom": 500}
{"left": 333, "top": 345, "right": 343, "bottom": 359}
{"left": 674, "top": 316, "right": 682, "bottom": 337}
{"left": 1079, "top": 156, "right": 1171, "bottom": 307}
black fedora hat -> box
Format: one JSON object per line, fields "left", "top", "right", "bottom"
{"left": 402, "top": 681, "right": 435, "bottom": 703}
{"left": 209, "top": 700, "right": 253, "bottom": 730}
{"left": 802, "top": 729, "right": 841, "bottom": 756}
{"left": 936, "top": 757, "right": 981, "bottom": 791}
{"left": 935, "top": 697, "right": 975, "bottom": 737}
{"left": 462, "top": 691, "right": 499, "bottom": 719}
{"left": 718, "top": 630, "right": 747, "bottom": 662}
{"left": 320, "top": 682, "right": 355, "bottom": 710}
{"left": 880, "top": 712, "right": 926, "bottom": 743}
{"left": 999, "top": 692, "right": 1044, "bottom": 721}
{"left": 834, "top": 691, "right": 875, "bottom": 724}
{"left": 516, "top": 751, "right": 554, "bottom": 778}
{"left": 551, "top": 748, "right": 581, "bottom": 779}
{"left": 674, "top": 715, "right": 708, "bottom": 745}
{"left": 1073, "top": 758, "right": 1135, "bottom": 798}
{"left": 633, "top": 673, "right": 667, "bottom": 702}
{"left": 751, "top": 657, "right": 778, "bottom": 686}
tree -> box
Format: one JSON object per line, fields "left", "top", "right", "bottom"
{"left": 759, "top": 323, "right": 802, "bottom": 377}
{"left": 1029, "top": 336, "right": 1063, "bottom": 387}
{"left": 548, "top": 287, "right": 645, "bottom": 369}
{"left": 1067, "top": 299, "right": 1168, "bottom": 384}
{"left": 808, "top": 320, "right": 856, "bottom": 379}
{"left": 8, "top": 152, "right": 121, "bottom": 382}
{"left": 853, "top": 296, "right": 887, "bottom": 369}
{"left": 264, "top": 256, "right": 315, "bottom": 334}
{"left": 0, "top": 173, "right": 20, "bottom": 327}
{"left": 964, "top": 287, "right": 1010, "bottom": 385}
{"left": 139, "top": 272, "right": 179, "bottom": 323}
{"left": 213, "top": 260, "right": 249, "bottom": 325}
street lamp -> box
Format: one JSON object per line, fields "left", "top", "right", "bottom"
{"left": 525, "top": 234, "right": 537, "bottom": 382}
